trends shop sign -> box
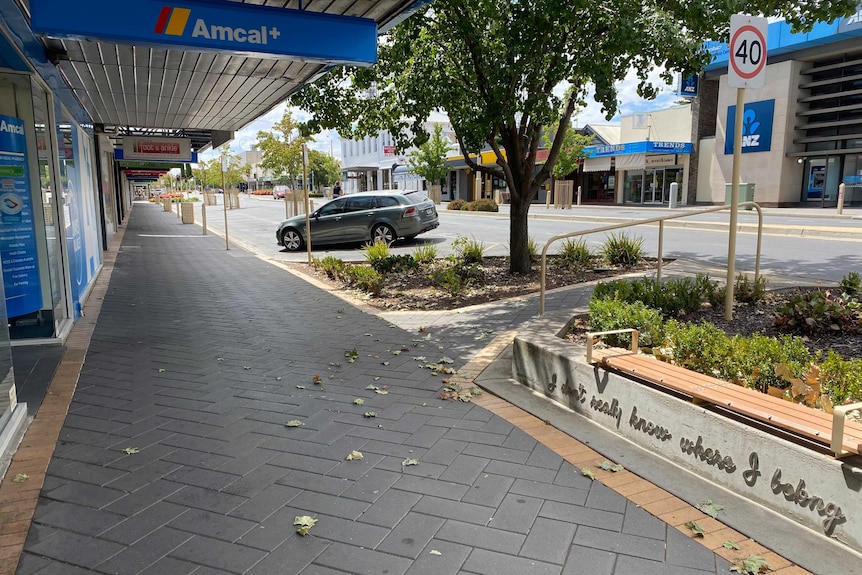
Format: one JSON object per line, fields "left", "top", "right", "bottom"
{"left": 724, "top": 99, "right": 775, "bottom": 154}
{"left": 30, "top": 0, "right": 377, "bottom": 65}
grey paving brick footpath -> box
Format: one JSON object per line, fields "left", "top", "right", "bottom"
{"left": 17, "top": 203, "right": 732, "bottom": 574}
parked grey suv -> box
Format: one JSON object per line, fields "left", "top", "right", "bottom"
{"left": 276, "top": 190, "right": 439, "bottom": 251}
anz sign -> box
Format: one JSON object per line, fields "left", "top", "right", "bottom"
{"left": 724, "top": 99, "right": 775, "bottom": 155}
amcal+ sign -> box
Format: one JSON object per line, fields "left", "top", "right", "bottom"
{"left": 30, "top": 0, "right": 378, "bottom": 65}
{"left": 154, "top": 6, "right": 280, "bottom": 45}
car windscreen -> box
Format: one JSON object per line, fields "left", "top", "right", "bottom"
{"left": 402, "top": 191, "right": 429, "bottom": 204}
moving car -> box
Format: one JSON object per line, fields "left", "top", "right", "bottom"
{"left": 276, "top": 190, "right": 439, "bottom": 251}
{"left": 273, "top": 185, "right": 289, "bottom": 199}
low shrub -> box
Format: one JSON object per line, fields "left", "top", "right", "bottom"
{"left": 588, "top": 299, "right": 664, "bottom": 348}
{"left": 527, "top": 236, "right": 540, "bottom": 261}
{"left": 412, "top": 244, "right": 437, "bottom": 264}
{"left": 663, "top": 320, "right": 731, "bottom": 375}
{"left": 372, "top": 254, "right": 418, "bottom": 274}
{"left": 558, "top": 238, "right": 593, "bottom": 268}
{"left": 600, "top": 232, "right": 644, "bottom": 267}
{"left": 820, "top": 351, "right": 862, "bottom": 405}
{"left": 464, "top": 199, "right": 499, "bottom": 212}
{"left": 343, "top": 265, "right": 384, "bottom": 295}
{"left": 362, "top": 239, "right": 391, "bottom": 266}
{"left": 452, "top": 235, "right": 486, "bottom": 265}
{"left": 430, "top": 263, "right": 462, "bottom": 295}
{"left": 313, "top": 256, "right": 347, "bottom": 280}
{"left": 447, "top": 199, "right": 467, "bottom": 210}
{"left": 840, "top": 271, "right": 861, "bottom": 297}
{"left": 592, "top": 274, "right": 718, "bottom": 317}
{"left": 774, "top": 289, "right": 861, "bottom": 334}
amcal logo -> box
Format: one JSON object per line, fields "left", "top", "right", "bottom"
{"left": 0, "top": 120, "right": 25, "bottom": 135}
{"left": 154, "top": 6, "right": 281, "bottom": 44}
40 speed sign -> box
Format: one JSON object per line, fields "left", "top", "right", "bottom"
{"left": 728, "top": 14, "right": 768, "bottom": 88}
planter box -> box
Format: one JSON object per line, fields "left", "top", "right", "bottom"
{"left": 513, "top": 310, "right": 862, "bottom": 553}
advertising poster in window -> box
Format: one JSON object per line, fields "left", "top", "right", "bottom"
{"left": 0, "top": 115, "right": 42, "bottom": 317}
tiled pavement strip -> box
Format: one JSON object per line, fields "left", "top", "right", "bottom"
{"left": 0, "top": 202, "right": 811, "bottom": 574}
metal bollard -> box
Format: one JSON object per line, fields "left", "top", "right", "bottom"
{"left": 837, "top": 182, "right": 846, "bottom": 215}
{"left": 577, "top": 186, "right": 582, "bottom": 206}
{"left": 201, "top": 201, "right": 207, "bottom": 234}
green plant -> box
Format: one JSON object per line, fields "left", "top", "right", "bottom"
{"left": 725, "top": 334, "right": 813, "bottom": 392}
{"left": 774, "top": 289, "right": 861, "bottom": 334}
{"left": 558, "top": 238, "right": 593, "bottom": 268}
{"left": 588, "top": 299, "right": 664, "bottom": 348}
{"left": 839, "top": 271, "right": 861, "bottom": 297}
{"left": 412, "top": 244, "right": 438, "bottom": 264}
{"left": 452, "top": 235, "right": 486, "bottom": 264}
{"left": 372, "top": 254, "right": 419, "bottom": 274}
{"left": 663, "top": 320, "right": 731, "bottom": 375}
{"left": 600, "top": 232, "right": 644, "bottom": 267}
{"left": 527, "top": 236, "right": 540, "bottom": 261}
{"left": 447, "top": 199, "right": 467, "bottom": 210}
{"left": 592, "top": 274, "right": 717, "bottom": 317}
{"left": 464, "top": 199, "right": 499, "bottom": 212}
{"left": 313, "top": 256, "right": 347, "bottom": 279}
{"left": 820, "top": 351, "right": 862, "bottom": 405}
{"left": 362, "top": 239, "right": 391, "bottom": 266}
{"left": 343, "top": 265, "right": 384, "bottom": 294}
{"left": 733, "top": 273, "right": 768, "bottom": 304}
{"left": 430, "top": 263, "right": 462, "bottom": 295}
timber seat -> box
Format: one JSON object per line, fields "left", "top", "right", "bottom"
{"left": 586, "top": 333, "right": 862, "bottom": 458}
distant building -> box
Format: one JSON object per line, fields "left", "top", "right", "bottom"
{"left": 238, "top": 150, "right": 276, "bottom": 190}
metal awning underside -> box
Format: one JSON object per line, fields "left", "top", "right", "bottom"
{"left": 23, "top": 0, "right": 423, "bottom": 151}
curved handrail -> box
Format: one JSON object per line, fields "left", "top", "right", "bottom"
{"left": 539, "top": 202, "right": 763, "bottom": 315}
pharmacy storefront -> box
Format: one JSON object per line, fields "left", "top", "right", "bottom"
{"left": 584, "top": 141, "right": 692, "bottom": 205}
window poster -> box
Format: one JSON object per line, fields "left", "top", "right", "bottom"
{"left": 0, "top": 115, "right": 42, "bottom": 317}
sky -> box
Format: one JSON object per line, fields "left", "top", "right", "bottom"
{"left": 200, "top": 66, "right": 683, "bottom": 163}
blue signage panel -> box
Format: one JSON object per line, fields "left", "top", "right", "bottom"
{"left": 30, "top": 0, "right": 377, "bottom": 65}
{"left": 724, "top": 99, "right": 775, "bottom": 155}
{"left": 585, "top": 141, "right": 692, "bottom": 158}
{"left": 0, "top": 115, "right": 42, "bottom": 317}
{"left": 678, "top": 74, "right": 699, "bottom": 98}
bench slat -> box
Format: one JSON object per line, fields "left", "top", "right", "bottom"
{"left": 592, "top": 349, "right": 862, "bottom": 454}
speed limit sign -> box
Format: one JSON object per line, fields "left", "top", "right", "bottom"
{"left": 728, "top": 14, "right": 768, "bottom": 88}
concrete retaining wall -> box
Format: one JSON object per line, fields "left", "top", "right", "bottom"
{"left": 513, "top": 311, "right": 862, "bottom": 552}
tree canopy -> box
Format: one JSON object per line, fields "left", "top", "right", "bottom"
{"left": 290, "top": 0, "right": 856, "bottom": 272}
{"left": 307, "top": 149, "right": 342, "bottom": 190}
{"left": 255, "top": 110, "right": 310, "bottom": 189}
{"left": 407, "top": 124, "right": 451, "bottom": 185}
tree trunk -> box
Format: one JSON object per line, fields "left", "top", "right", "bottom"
{"left": 508, "top": 192, "right": 531, "bottom": 274}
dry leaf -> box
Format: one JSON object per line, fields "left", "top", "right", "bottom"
{"left": 294, "top": 515, "right": 317, "bottom": 536}
{"left": 429, "top": 550, "right": 442, "bottom": 556}
{"left": 122, "top": 447, "right": 140, "bottom": 455}
{"left": 13, "top": 473, "right": 28, "bottom": 483}
{"left": 285, "top": 420, "right": 304, "bottom": 427}
{"left": 402, "top": 458, "right": 420, "bottom": 467}
{"left": 346, "top": 450, "right": 363, "bottom": 461}
{"left": 353, "top": 398, "right": 365, "bottom": 405}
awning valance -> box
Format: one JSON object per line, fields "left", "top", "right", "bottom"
{"left": 616, "top": 153, "right": 646, "bottom": 170}
{"left": 583, "top": 157, "right": 612, "bottom": 172}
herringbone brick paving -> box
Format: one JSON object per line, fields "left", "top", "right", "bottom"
{"left": 5, "top": 203, "right": 801, "bottom": 574}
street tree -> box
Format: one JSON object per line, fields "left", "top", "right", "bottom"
{"left": 290, "top": 0, "right": 856, "bottom": 273}
{"left": 543, "top": 126, "right": 593, "bottom": 180}
{"left": 308, "top": 150, "right": 342, "bottom": 190}
{"left": 407, "top": 124, "right": 451, "bottom": 187}
{"left": 255, "top": 110, "right": 310, "bottom": 189}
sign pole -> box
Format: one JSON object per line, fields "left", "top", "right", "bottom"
{"left": 725, "top": 87, "right": 745, "bottom": 320}
{"left": 303, "top": 144, "right": 312, "bottom": 264}
{"left": 725, "top": 13, "right": 767, "bottom": 320}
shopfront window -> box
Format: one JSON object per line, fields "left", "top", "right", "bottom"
{"left": 624, "top": 171, "right": 643, "bottom": 203}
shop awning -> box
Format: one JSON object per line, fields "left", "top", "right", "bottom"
{"left": 583, "top": 157, "right": 612, "bottom": 172}
{"left": 616, "top": 153, "right": 646, "bottom": 170}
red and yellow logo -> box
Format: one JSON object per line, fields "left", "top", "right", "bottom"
{"left": 154, "top": 6, "right": 191, "bottom": 36}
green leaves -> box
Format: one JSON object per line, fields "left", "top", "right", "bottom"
{"left": 402, "top": 458, "right": 420, "bottom": 467}
{"left": 12, "top": 473, "right": 28, "bottom": 483}
{"left": 581, "top": 468, "right": 596, "bottom": 480}
{"left": 122, "top": 447, "right": 140, "bottom": 455}
{"left": 723, "top": 541, "right": 740, "bottom": 550}
{"left": 346, "top": 450, "right": 364, "bottom": 461}
{"left": 685, "top": 521, "right": 705, "bottom": 537}
{"left": 285, "top": 420, "right": 304, "bottom": 427}
{"left": 598, "top": 461, "right": 624, "bottom": 472}
{"left": 345, "top": 349, "right": 359, "bottom": 363}
{"left": 353, "top": 398, "right": 365, "bottom": 405}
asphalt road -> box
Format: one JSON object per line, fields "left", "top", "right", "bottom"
{"left": 185, "top": 195, "right": 862, "bottom": 285}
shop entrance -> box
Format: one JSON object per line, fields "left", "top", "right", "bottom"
{"left": 625, "top": 167, "right": 684, "bottom": 205}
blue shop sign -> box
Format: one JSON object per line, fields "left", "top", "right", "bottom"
{"left": 724, "top": 99, "right": 775, "bottom": 155}
{"left": 678, "top": 74, "right": 699, "bottom": 98}
{"left": 585, "top": 141, "right": 692, "bottom": 158}
{"left": 30, "top": 0, "right": 377, "bottom": 65}
{"left": 0, "top": 115, "right": 42, "bottom": 317}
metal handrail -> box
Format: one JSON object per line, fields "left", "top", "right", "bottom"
{"left": 539, "top": 202, "right": 763, "bottom": 315}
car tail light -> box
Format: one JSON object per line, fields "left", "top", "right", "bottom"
{"left": 403, "top": 206, "right": 417, "bottom": 218}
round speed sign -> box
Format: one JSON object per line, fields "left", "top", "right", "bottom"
{"left": 728, "top": 15, "right": 768, "bottom": 88}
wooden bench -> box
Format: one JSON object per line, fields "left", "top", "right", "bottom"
{"left": 586, "top": 329, "right": 862, "bottom": 458}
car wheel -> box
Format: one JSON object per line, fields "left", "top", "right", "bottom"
{"left": 372, "top": 223, "right": 396, "bottom": 245}
{"left": 281, "top": 228, "right": 303, "bottom": 251}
